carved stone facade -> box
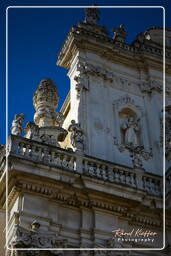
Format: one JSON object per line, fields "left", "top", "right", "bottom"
{"left": 0, "top": 6, "right": 171, "bottom": 256}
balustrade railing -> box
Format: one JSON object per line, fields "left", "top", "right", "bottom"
{"left": 142, "top": 175, "right": 162, "bottom": 196}
{"left": 1, "top": 135, "right": 163, "bottom": 196}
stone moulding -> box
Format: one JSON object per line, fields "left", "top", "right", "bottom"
{"left": 57, "top": 23, "right": 171, "bottom": 69}
{"left": 76, "top": 61, "right": 114, "bottom": 82}
{"left": 7, "top": 179, "right": 162, "bottom": 229}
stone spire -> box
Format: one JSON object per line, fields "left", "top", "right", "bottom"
{"left": 84, "top": 4, "right": 100, "bottom": 25}
{"left": 33, "top": 78, "right": 60, "bottom": 127}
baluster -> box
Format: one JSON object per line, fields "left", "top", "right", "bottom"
{"left": 153, "top": 180, "right": 158, "bottom": 195}
{"left": 55, "top": 153, "right": 61, "bottom": 166}
{"left": 151, "top": 179, "right": 155, "bottom": 194}
{"left": 101, "top": 165, "right": 107, "bottom": 180}
{"left": 43, "top": 148, "right": 50, "bottom": 162}
{"left": 148, "top": 178, "right": 152, "bottom": 192}
{"left": 68, "top": 156, "right": 74, "bottom": 170}
{"left": 114, "top": 169, "right": 119, "bottom": 182}
{"left": 37, "top": 147, "right": 43, "bottom": 161}
{"left": 18, "top": 142, "right": 24, "bottom": 155}
{"left": 125, "top": 171, "right": 130, "bottom": 185}
{"left": 62, "top": 155, "right": 68, "bottom": 168}
{"left": 51, "top": 151, "right": 55, "bottom": 164}
{"left": 119, "top": 170, "right": 124, "bottom": 183}
{"left": 89, "top": 162, "right": 94, "bottom": 176}
{"left": 96, "top": 164, "right": 101, "bottom": 178}
{"left": 83, "top": 160, "right": 88, "bottom": 173}
{"left": 24, "top": 144, "right": 30, "bottom": 157}
{"left": 31, "top": 145, "right": 37, "bottom": 160}
{"left": 108, "top": 167, "right": 114, "bottom": 182}
{"left": 143, "top": 177, "right": 147, "bottom": 191}
{"left": 130, "top": 173, "right": 136, "bottom": 187}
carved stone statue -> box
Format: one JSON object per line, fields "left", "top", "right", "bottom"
{"left": 11, "top": 113, "right": 24, "bottom": 135}
{"left": 84, "top": 5, "right": 100, "bottom": 25}
{"left": 68, "top": 120, "right": 84, "bottom": 151}
{"left": 122, "top": 117, "right": 140, "bottom": 147}
{"left": 113, "top": 24, "right": 128, "bottom": 43}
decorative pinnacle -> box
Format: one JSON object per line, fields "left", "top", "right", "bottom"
{"left": 84, "top": 4, "right": 100, "bottom": 25}
{"left": 33, "top": 78, "right": 59, "bottom": 127}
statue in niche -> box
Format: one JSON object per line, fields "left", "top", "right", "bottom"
{"left": 11, "top": 113, "right": 24, "bottom": 135}
{"left": 121, "top": 113, "right": 140, "bottom": 147}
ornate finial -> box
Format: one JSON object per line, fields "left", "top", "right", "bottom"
{"left": 33, "top": 78, "right": 59, "bottom": 127}
{"left": 26, "top": 78, "right": 67, "bottom": 147}
{"left": 113, "top": 24, "right": 128, "bottom": 42}
{"left": 84, "top": 4, "right": 100, "bottom": 25}
{"left": 11, "top": 113, "right": 24, "bottom": 135}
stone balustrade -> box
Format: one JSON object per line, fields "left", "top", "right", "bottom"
{"left": 8, "top": 135, "right": 76, "bottom": 172}
{"left": 83, "top": 158, "right": 137, "bottom": 188}
{"left": 3, "top": 135, "right": 163, "bottom": 196}
{"left": 142, "top": 175, "right": 162, "bottom": 196}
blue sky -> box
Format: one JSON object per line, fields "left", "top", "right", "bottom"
{"left": 0, "top": 0, "right": 171, "bottom": 144}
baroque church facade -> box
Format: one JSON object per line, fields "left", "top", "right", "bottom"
{"left": 0, "top": 6, "right": 171, "bottom": 256}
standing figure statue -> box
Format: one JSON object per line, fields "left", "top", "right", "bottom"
{"left": 11, "top": 113, "right": 24, "bottom": 135}
{"left": 68, "top": 120, "right": 84, "bottom": 151}
{"left": 122, "top": 116, "right": 140, "bottom": 147}
{"left": 84, "top": 5, "right": 100, "bottom": 25}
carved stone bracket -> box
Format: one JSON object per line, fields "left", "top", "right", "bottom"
{"left": 74, "top": 62, "right": 90, "bottom": 98}
{"left": 75, "top": 61, "right": 114, "bottom": 89}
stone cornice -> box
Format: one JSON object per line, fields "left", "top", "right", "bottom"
{"left": 57, "top": 25, "right": 171, "bottom": 70}
{"left": 6, "top": 179, "right": 162, "bottom": 229}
